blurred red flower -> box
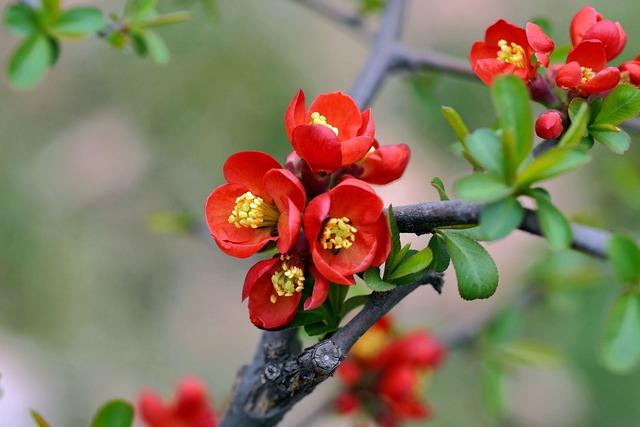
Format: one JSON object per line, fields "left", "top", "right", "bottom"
{"left": 556, "top": 40, "right": 620, "bottom": 95}
{"left": 205, "top": 151, "right": 305, "bottom": 258}
{"left": 285, "top": 90, "right": 375, "bottom": 173}
{"left": 570, "top": 6, "right": 626, "bottom": 61}
{"left": 138, "top": 377, "right": 217, "bottom": 427}
{"left": 469, "top": 19, "right": 554, "bottom": 85}
{"left": 303, "top": 179, "right": 390, "bottom": 285}
{"left": 620, "top": 56, "right": 640, "bottom": 87}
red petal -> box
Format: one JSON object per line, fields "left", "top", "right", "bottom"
{"left": 535, "top": 52, "right": 549, "bottom": 68}
{"left": 138, "top": 392, "right": 171, "bottom": 425}
{"left": 363, "top": 214, "right": 391, "bottom": 268}
{"left": 567, "top": 40, "right": 608, "bottom": 71}
{"left": 358, "top": 108, "right": 375, "bottom": 137}
{"left": 526, "top": 22, "right": 554, "bottom": 54}
{"left": 314, "top": 230, "right": 378, "bottom": 278}
{"left": 291, "top": 125, "right": 342, "bottom": 173}
{"left": 304, "top": 266, "right": 329, "bottom": 310}
{"left": 275, "top": 198, "right": 301, "bottom": 254}
{"left": 337, "top": 360, "right": 362, "bottom": 385}
{"left": 582, "top": 67, "right": 620, "bottom": 95}
{"left": 264, "top": 168, "right": 306, "bottom": 212}
{"left": 223, "top": 151, "right": 281, "bottom": 199}
{"left": 307, "top": 92, "right": 362, "bottom": 141}
{"left": 555, "top": 62, "right": 582, "bottom": 89}
{"left": 242, "top": 258, "right": 280, "bottom": 301}
{"left": 285, "top": 89, "right": 306, "bottom": 140}
{"left": 485, "top": 19, "right": 528, "bottom": 51}
{"left": 535, "top": 111, "right": 564, "bottom": 140}
{"left": 570, "top": 6, "right": 601, "bottom": 46}
{"left": 175, "top": 378, "right": 208, "bottom": 417}
{"left": 248, "top": 270, "right": 301, "bottom": 330}
{"left": 329, "top": 179, "right": 384, "bottom": 224}
{"left": 214, "top": 232, "right": 275, "bottom": 259}
{"left": 303, "top": 192, "right": 331, "bottom": 249}
{"left": 311, "top": 248, "right": 355, "bottom": 285}
{"left": 341, "top": 136, "right": 375, "bottom": 165}
{"left": 360, "top": 143, "right": 410, "bottom": 185}
{"left": 583, "top": 20, "right": 626, "bottom": 60}
{"left": 473, "top": 58, "right": 521, "bottom": 85}
{"left": 621, "top": 61, "right": 640, "bottom": 86}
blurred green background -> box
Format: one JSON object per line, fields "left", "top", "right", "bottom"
{"left": 0, "top": 0, "right": 639, "bottom": 425}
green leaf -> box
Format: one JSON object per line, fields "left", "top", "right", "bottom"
{"left": 304, "top": 321, "right": 331, "bottom": 336}
{"left": 530, "top": 192, "right": 572, "bottom": 250}
{"left": 465, "top": 128, "right": 505, "bottom": 177}
{"left": 515, "top": 147, "right": 590, "bottom": 189}
{"left": 363, "top": 267, "right": 396, "bottom": 292}
{"left": 143, "top": 30, "right": 170, "bottom": 65}
{"left": 428, "top": 235, "right": 450, "bottom": 273}
{"left": 4, "top": 4, "right": 38, "bottom": 35}
{"left": 385, "top": 242, "right": 411, "bottom": 277}
{"left": 431, "top": 177, "right": 449, "bottom": 201}
{"left": 607, "top": 234, "right": 640, "bottom": 284}
{"left": 601, "top": 291, "right": 640, "bottom": 374}
{"left": 42, "top": 0, "right": 60, "bottom": 20}
{"left": 593, "top": 84, "right": 640, "bottom": 126}
{"left": 485, "top": 308, "right": 521, "bottom": 345}
{"left": 479, "top": 197, "right": 524, "bottom": 241}
{"left": 125, "top": 0, "right": 157, "bottom": 19}
{"left": 492, "top": 75, "right": 533, "bottom": 171}
{"left": 500, "top": 341, "right": 562, "bottom": 365}
{"left": 481, "top": 363, "right": 506, "bottom": 418}
{"left": 387, "top": 247, "right": 433, "bottom": 280}
{"left": 591, "top": 129, "right": 631, "bottom": 155}
{"left": 549, "top": 44, "right": 571, "bottom": 64}
{"left": 30, "top": 410, "right": 51, "bottom": 427}
{"left": 340, "top": 295, "right": 370, "bottom": 317}
{"left": 558, "top": 102, "right": 589, "bottom": 148}
{"left": 53, "top": 7, "right": 104, "bottom": 36}
{"left": 440, "top": 230, "right": 499, "bottom": 300}
{"left": 7, "top": 34, "right": 54, "bottom": 89}
{"left": 387, "top": 205, "right": 400, "bottom": 261}
{"left": 454, "top": 173, "right": 512, "bottom": 203}
{"left": 287, "top": 311, "right": 326, "bottom": 328}
{"left": 441, "top": 105, "right": 469, "bottom": 143}
{"left": 92, "top": 400, "right": 134, "bottom": 427}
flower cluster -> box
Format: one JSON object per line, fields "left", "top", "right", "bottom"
{"left": 205, "top": 90, "right": 410, "bottom": 329}
{"left": 470, "top": 6, "right": 637, "bottom": 140}
{"left": 334, "top": 317, "right": 445, "bottom": 427}
{"left": 138, "top": 378, "right": 218, "bottom": 427}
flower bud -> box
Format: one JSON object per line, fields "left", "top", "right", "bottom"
{"left": 535, "top": 110, "right": 564, "bottom": 140}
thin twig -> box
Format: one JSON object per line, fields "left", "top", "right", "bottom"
{"left": 291, "top": 0, "right": 370, "bottom": 40}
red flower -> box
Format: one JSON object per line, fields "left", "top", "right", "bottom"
{"left": 242, "top": 248, "right": 329, "bottom": 330}
{"left": 469, "top": 19, "right": 554, "bottom": 85}
{"left": 535, "top": 110, "right": 564, "bottom": 140}
{"left": 138, "top": 377, "right": 217, "bottom": 427}
{"left": 303, "top": 179, "right": 391, "bottom": 285}
{"left": 377, "top": 365, "right": 431, "bottom": 423}
{"left": 556, "top": 40, "right": 620, "bottom": 95}
{"left": 374, "top": 331, "right": 445, "bottom": 370}
{"left": 205, "top": 151, "right": 305, "bottom": 258}
{"left": 285, "top": 90, "right": 375, "bottom": 173}
{"left": 359, "top": 142, "right": 411, "bottom": 185}
{"left": 620, "top": 56, "right": 640, "bottom": 87}
{"left": 570, "top": 6, "right": 626, "bottom": 61}
{"left": 335, "top": 393, "right": 361, "bottom": 414}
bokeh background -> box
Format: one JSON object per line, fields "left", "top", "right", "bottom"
{"left": 1, "top": 0, "right": 639, "bottom": 425}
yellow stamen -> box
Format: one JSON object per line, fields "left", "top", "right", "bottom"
{"left": 227, "top": 191, "right": 279, "bottom": 229}
{"left": 496, "top": 39, "right": 526, "bottom": 68}
{"left": 270, "top": 255, "right": 305, "bottom": 303}
{"left": 309, "top": 112, "right": 339, "bottom": 136}
{"left": 351, "top": 327, "right": 389, "bottom": 360}
{"left": 580, "top": 66, "right": 595, "bottom": 83}
{"left": 320, "top": 217, "right": 357, "bottom": 250}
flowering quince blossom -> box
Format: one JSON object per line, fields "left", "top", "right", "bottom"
{"left": 138, "top": 377, "right": 218, "bottom": 427}
{"left": 535, "top": 110, "right": 564, "bottom": 140}
{"left": 242, "top": 237, "right": 329, "bottom": 330}
{"left": 285, "top": 90, "right": 376, "bottom": 173}
{"left": 469, "top": 19, "right": 554, "bottom": 85}
{"left": 358, "top": 141, "right": 411, "bottom": 185}
{"left": 205, "top": 151, "right": 305, "bottom": 258}
{"left": 556, "top": 40, "right": 621, "bottom": 95}
{"left": 570, "top": 6, "right": 626, "bottom": 61}
{"left": 304, "top": 178, "right": 391, "bottom": 285}
{"left": 620, "top": 56, "right": 640, "bottom": 87}
{"left": 334, "top": 317, "right": 445, "bottom": 427}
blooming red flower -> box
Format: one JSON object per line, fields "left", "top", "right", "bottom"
{"left": 620, "top": 56, "right": 640, "bottom": 87}
{"left": 138, "top": 377, "right": 217, "bottom": 427}
{"left": 285, "top": 90, "right": 375, "bottom": 173}
{"left": 535, "top": 110, "right": 564, "bottom": 140}
{"left": 570, "top": 6, "right": 626, "bottom": 61}
{"left": 335, "top": 392, "right": 361, "bottom": 414}
{"left": 359, "top": 142, "right": 411, "bottom": 185}
{"left": 205, "top": 151, "right": 305, "bottom": 258}
{"left": 556, "top": 40, "right": 620, "bottom": 95}
{"left": 469, "top": 19, "right": 554, "bottom": 85}
{"left": 242, "top": 244, "right": 329, "bottom": 329}
{"left": 303, "top": 179, "right": 390, "bottom": 285}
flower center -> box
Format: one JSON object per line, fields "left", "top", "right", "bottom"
{"left": 270, "top": 255, "right": 305, "bottom": 303}
{"left": 320, "top": 217, "right": 357, "bottom": 250}
{"left": 496, "top": 39, "right": 526, "bottom": 68}
{"left": 227, "top": 191, "right": 279, "bottom": 229}
{"left": 580, "top": 66, "right": 595, "bottom": 83}
{"left": 351, "top": 327, "right": 389, "bottom": 360}
{"left": 309, "top": 112, "right": 339, "bottom": 136}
